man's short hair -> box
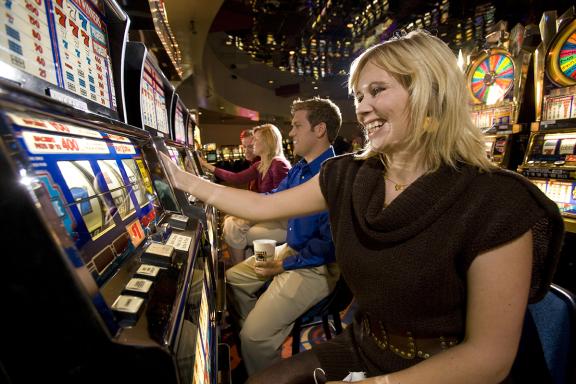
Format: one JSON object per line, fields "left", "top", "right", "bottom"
{"left": 291, "top": 97, "right": 342, "bottom": 142}
{"left": 240, "top": 128, "right": 254, "bottom": 140}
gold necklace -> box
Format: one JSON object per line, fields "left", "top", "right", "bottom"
{"left": 384, "top": 177, "right": 409, "bottom": 191}
{"left": 378, "top": 154, "right": 411, "bottom": 191}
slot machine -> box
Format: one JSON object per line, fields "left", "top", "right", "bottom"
{"left": 517, "top": 6, "right": 576, "bottom": 291}
{"left": 173, "top": 95, "right": 187, "bottom": 146}
{"left": 187, "top": 115, "right": 211, "bottom": 177}
{"left": 204, "top": 142, "right": 218, "bottom": 164}
{"left": 168, "top": 96, "right": 223, "bottom": 322}
{"left": 123, "top": 42, "right": 206, "bottom": 219}
{"left": 123, "top": 40, "right": 226, "bottom": 334}
{"left": 185, "top": 109, "right": 207, "bottom": 178}
{"left": 466, "top": 22, "right": 540, "bottom": 170}
{"left": 191, "top": 111, "right": 204, "bottom": 151}
{"left": 0, "top": 1, "right": 224, "bottom": 383}
{"left": 169, "top": 95, "right": 202, "bottom": 182}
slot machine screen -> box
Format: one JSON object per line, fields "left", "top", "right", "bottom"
{"left": 183, "top": 149, "right": 201, "bottom": 176}
{"left": 525, "top": 133, "right": 576, "bottom": 163}
{"left": 174, "top": 101, "right": 186, "bottom": 143}
{"left": 483, "top": 137, "right": 495, "bottom": 157}
{"left": 186, "top": 116, "right": 195, "bottom": 148}
{"left": 6, "top": 111, "right": 162, "bottom": 284}
{"left": 167, "top": 145, "right": 185, "bottom": 170}
{"left": 140, "top": 58, "right": 169, "bottom": 135}
{"left": 57, "top": 160, "right": 118, "bottom": 240}
{"left": 206, "top": 152, "right": 216, "bottom": 163}
{"left": 192, "top": 150, "right": 205, "bottom": 177}
{"left": 140, "top": 143, "right": 179, "bottom": 213}
{"left": 530, "top": 179, "right": 576, "bottom": 217}
{"left": 0, "top": 0, "right": 117, "bottom": 114}
{"left": 194, "top": 125, "right": 202, "bottom": 148}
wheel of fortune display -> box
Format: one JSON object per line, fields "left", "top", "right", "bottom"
{"left": 467, "top": 48, "right": 515, "bottom": 105}
{"left": 546, "top": 18, "right": 576, "bottom": 87}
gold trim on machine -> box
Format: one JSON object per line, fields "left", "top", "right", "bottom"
{"left": 466, "top": 48, "right": 516, "bottom": 105}
{"left": 546, "top": 18, "right": 576, "bottom": 87}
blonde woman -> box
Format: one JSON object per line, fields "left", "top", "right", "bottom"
{"left": 162, "top": 30, "right": 563, "bottom": 383}
{"left": 200, "top": 124, "right": 291, "bottom": 266}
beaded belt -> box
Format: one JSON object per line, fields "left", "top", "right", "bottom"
{"left": 362, "top": 316, "right": 460, "bottom": 360}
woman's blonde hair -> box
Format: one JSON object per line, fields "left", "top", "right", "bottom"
{"left": 349, "top": 30, "right": 494, "bottom": 172}
{"left": 252, "top": 124, "right": 285, "bottom": 175}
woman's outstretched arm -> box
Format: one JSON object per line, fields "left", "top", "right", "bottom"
{"left": 159, "top": 152, "right": 327, "bottom": 221}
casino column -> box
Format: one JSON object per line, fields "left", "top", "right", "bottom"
{"left": 517, "top": 7, "right": 576, "bottom": 293}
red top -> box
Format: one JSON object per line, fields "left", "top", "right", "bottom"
{"left": 214, "top": 157, "right": 291, "bottom": 193}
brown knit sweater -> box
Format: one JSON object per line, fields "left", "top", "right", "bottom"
{"left": 314, "top": 154, "right": 564, "bottom": 379}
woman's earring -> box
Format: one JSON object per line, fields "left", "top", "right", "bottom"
{"left": 423, "top": 116, "right": 437, "bottom": 132}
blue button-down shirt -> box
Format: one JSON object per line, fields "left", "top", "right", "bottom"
{"left": 269, "top": 147, "right": 335, "bottom": 270}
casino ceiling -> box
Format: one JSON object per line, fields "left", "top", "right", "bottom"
{"left": 140, "top": 0, "right": 575, "bottom": 125}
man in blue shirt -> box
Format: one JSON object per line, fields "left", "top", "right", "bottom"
{"left": 226, "top": 97, "right": 342, "bottom": 375}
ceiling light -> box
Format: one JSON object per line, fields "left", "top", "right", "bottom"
{"left": 225, "top": 0, "right": 497, "bottom": 80}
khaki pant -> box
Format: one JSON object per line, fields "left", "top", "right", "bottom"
{"left": 222, "top": 215, "right": 288, "bottom": 249}
{"left": 225, "top": 243, "right": 340, "bottom": 375}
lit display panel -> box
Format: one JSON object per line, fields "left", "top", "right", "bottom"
{"left": 194, "top": 125, "right": 202, "bottom": 148}
{"left": 186, "top": 116, "right": 195, "bottom": 147}
{"left": 140, "top": 58, "right": 169, "bottom": 135}
{"left": 167, "top": 145, "right": 185, "bottom": 170}
{"left": 174, "top": 101, "right": 186, "bottom": 143}
{"left": 530, "top": 179, "right": 576, "bottom": 217}
{"left": 0, "top": 0, "right": 116, "bottom": 109}
{"left": 184, "top": 149, "right": 201, "bottom": 176}
{"left": 192, "top": 279, "right": 212, "bottom": 384}
{"left": 6, "top": 111, "right": 160, "bottom": 284}
{"left": 524, "top": 132, "right": 576, "bottom": 163}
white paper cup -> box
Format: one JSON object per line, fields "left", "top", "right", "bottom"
{"left": 253, "top": 239, "right": 277, "bottom": 261}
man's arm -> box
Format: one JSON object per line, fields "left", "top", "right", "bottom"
{"left": 282, "top": 213, "right": 334, "bottom": 270}
{"left": 255, "top": 213, "right": 334, "bottom": 277}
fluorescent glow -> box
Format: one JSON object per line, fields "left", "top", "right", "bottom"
{"left": 485, "top": 85, "right": 506, "bottom": 106}
{"left": 19, "top": 169, "right": 33, "bottom": 186}
{"left": 457, "top": 49, "right": 465, "bottom": 72}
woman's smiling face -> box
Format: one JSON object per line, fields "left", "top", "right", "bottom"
{"left": 354, "top": 61, "right": 411, "bottom": 153}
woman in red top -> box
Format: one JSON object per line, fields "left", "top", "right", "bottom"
{"left": 200, "top": 124, "right": 291, "bottom": 266}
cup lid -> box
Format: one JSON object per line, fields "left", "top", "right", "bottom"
{"left": 253, "top": 239, "right": 277, "bottom": 245}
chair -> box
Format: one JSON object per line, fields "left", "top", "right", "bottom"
{"left": 515, "top": 283, "right": 576, "bottom": 384}
{"left": 531, "top": 284, "right": 576, "bottom": 384}
{"left": 291, "top": 276, "right": 354, "bottom": 355}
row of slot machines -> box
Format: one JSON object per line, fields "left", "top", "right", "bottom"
{"left": 0, "top": 1, "right": 226, "bottom": 383}
{"left": 465, "top": 7, "right": 576, "bottom": 232}
{"left": 465, "top": 7, "right": 576, "bottom": 292}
